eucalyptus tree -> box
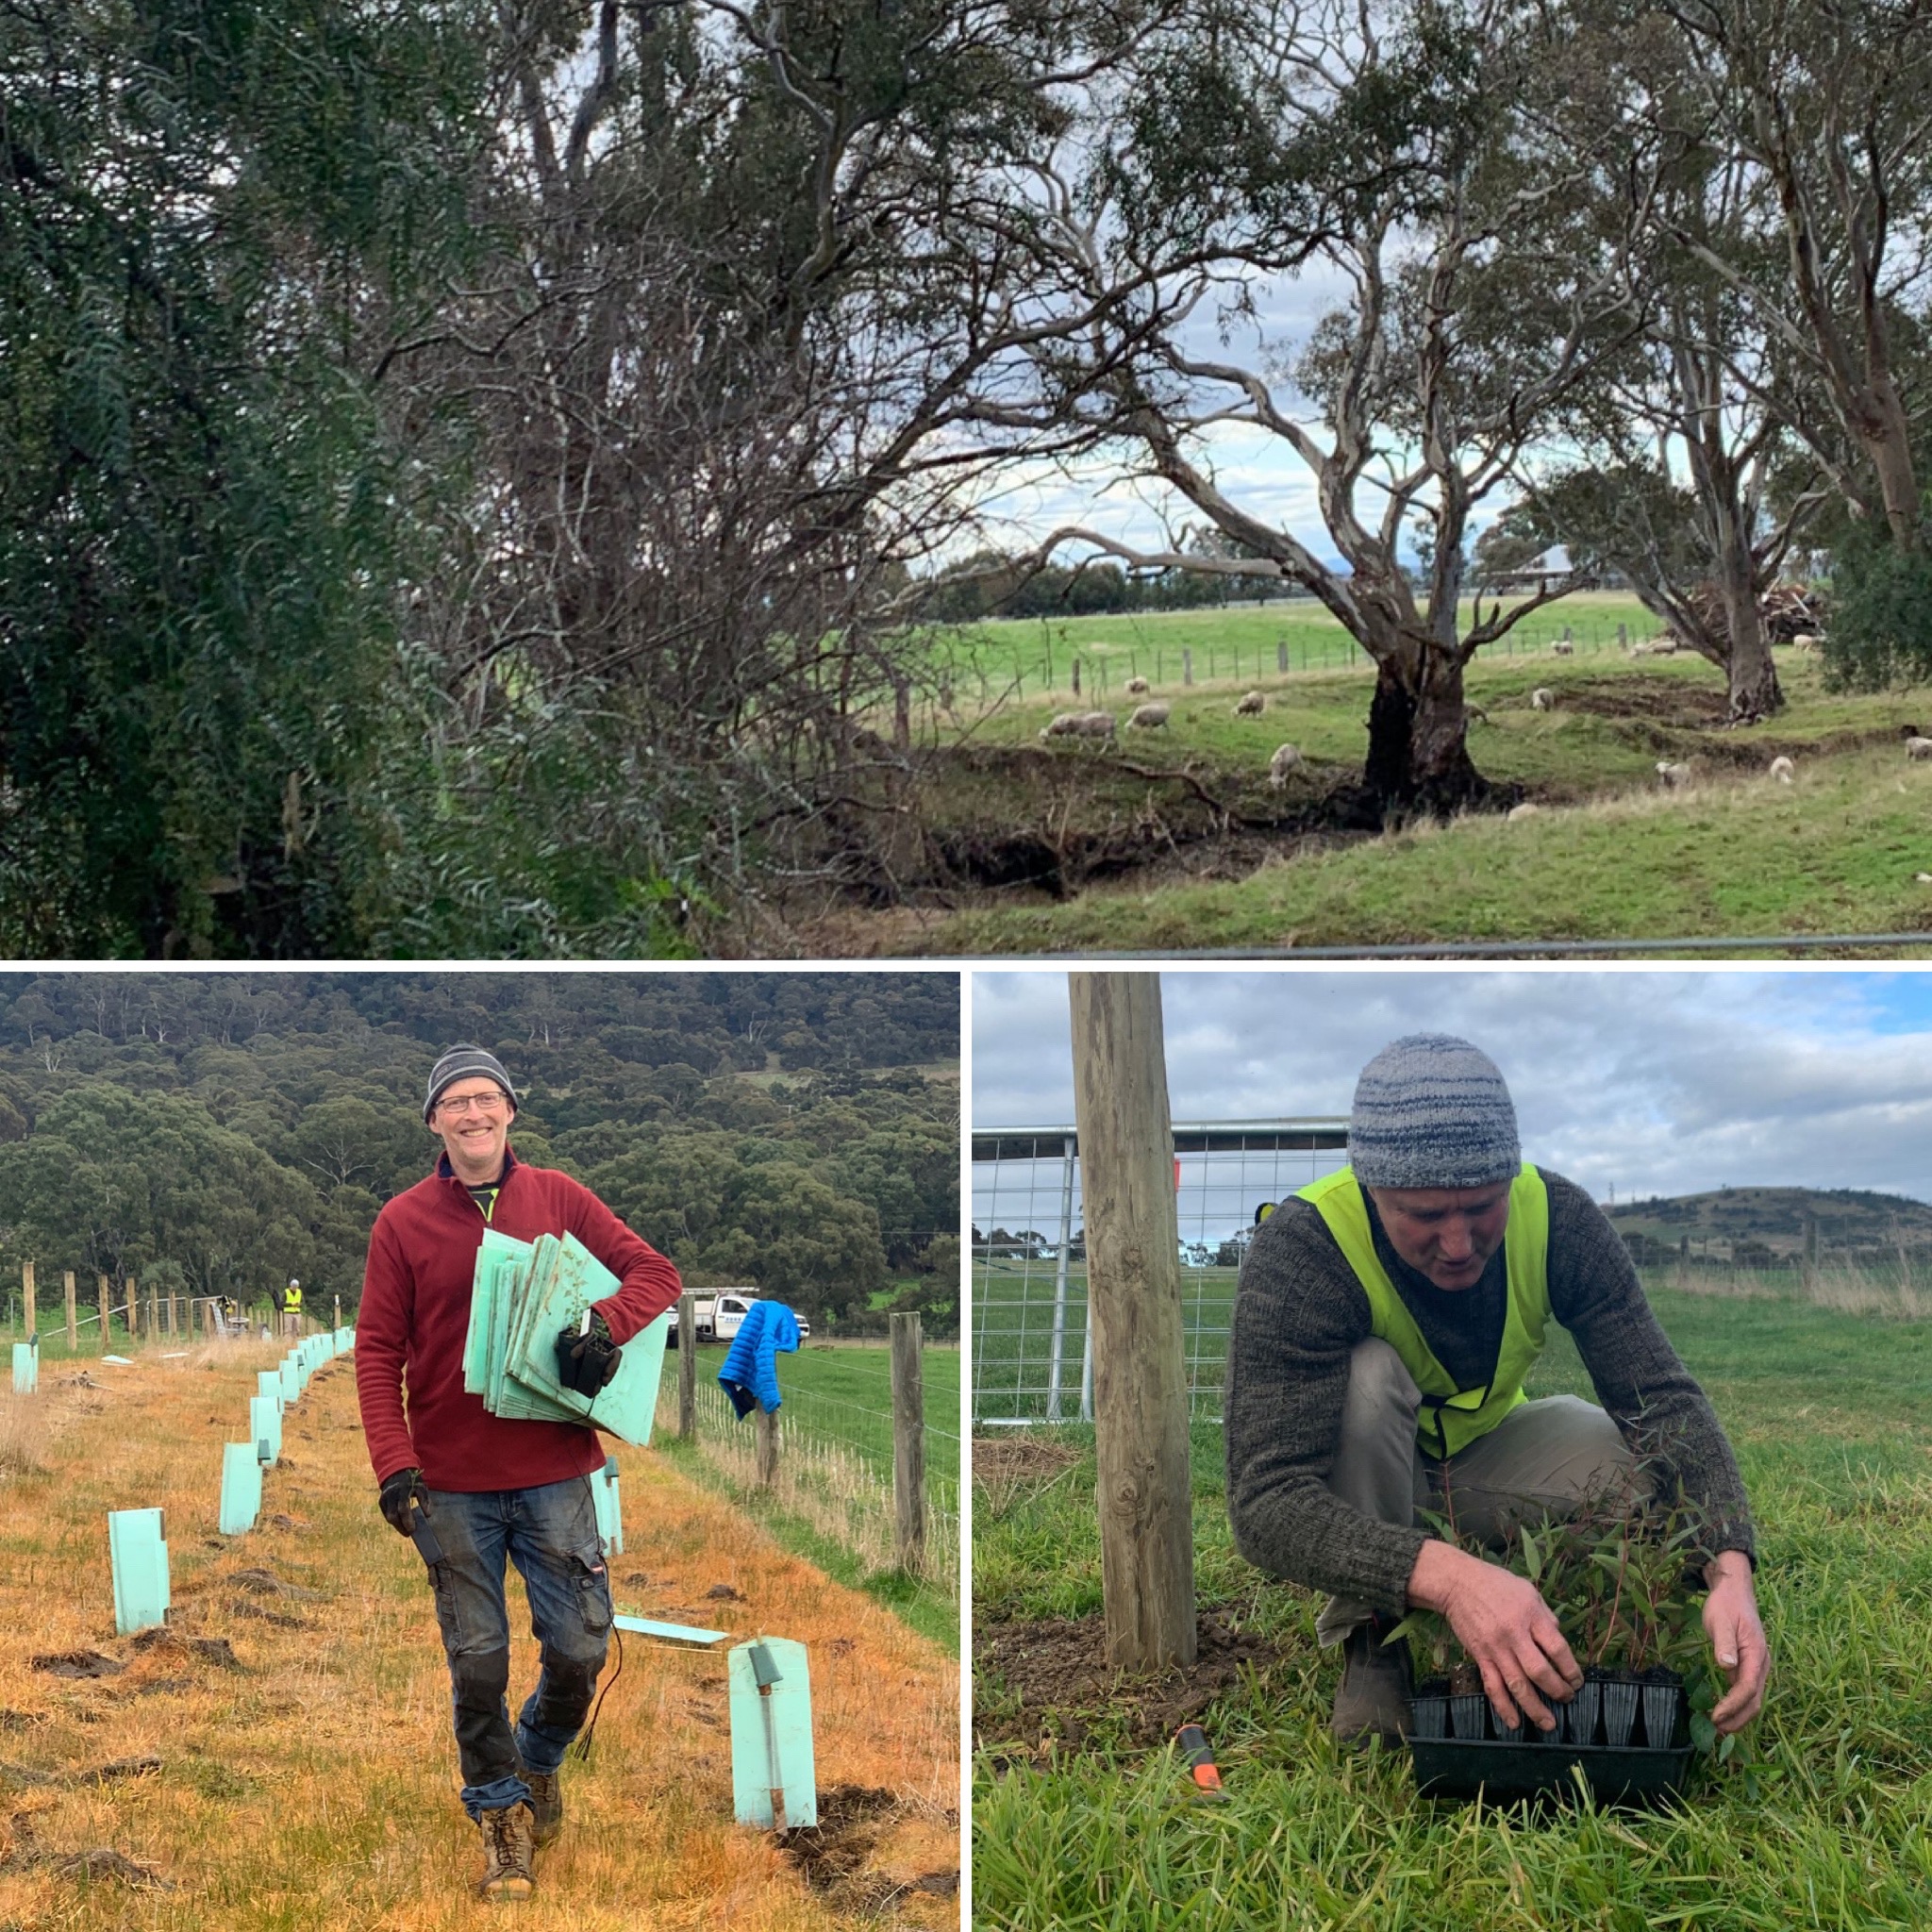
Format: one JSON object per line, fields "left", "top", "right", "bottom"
{"left": 953, "top": 0, "right": 1653, "bottom": 811}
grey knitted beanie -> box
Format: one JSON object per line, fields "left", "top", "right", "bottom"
{"left": 1348, "top": 1033, "right": 1520, "bottom": 1189}
{"left": 424, "top": 1044, "right": 518, "bottom": 1122}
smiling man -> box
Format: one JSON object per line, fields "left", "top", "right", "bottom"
{"left": 1224, "top": 1033, "right": 1769, "bottom": 1749}
{"left": 355, "top": 1044, "right": 682, "bottom": 1900}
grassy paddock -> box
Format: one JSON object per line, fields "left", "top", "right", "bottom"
{"left": 926, "top": 592, "right": 1661, "bottom": 702}
{"left": 973, "top": 1277, "right": 1932, "bottom": 1928}
{"left": 0, "top": 1338, "right": 959, "bottom": 1928}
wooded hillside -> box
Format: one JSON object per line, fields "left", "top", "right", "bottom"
{"left": 0, "top": 974, "right": 959, "bottom": 1330}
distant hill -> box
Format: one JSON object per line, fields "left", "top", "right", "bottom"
{"left": 1604, "top": 1186, "right": 1932, "bottom": 1266}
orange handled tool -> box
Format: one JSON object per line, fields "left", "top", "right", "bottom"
{"left": 1175, "top": 1724, "right": 1223, "bottom": 1794}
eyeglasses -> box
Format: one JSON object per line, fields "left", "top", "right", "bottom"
{"left": 437, "top": 1091, "right": 508, "bottom": 1118}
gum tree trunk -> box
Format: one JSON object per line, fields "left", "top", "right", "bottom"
{"left": 1362, "top": 639, "right": 1491, "bottom": 815}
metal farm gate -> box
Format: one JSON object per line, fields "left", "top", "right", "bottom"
{"left": 971, "top": 1119, "right": 1350, "bottom": 1425}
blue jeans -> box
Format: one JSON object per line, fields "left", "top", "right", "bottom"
{"left": 416, "top": 1475, "right": 613, "bottom": 1820}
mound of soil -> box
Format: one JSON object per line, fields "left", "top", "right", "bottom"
{"left": 778, "top": 1785, "right": 960, "bottom": 1921}
{"left": 975, "top": 1608, "right": 1297, "bottom": 1753}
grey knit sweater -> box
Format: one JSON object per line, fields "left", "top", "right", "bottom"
{"left": 1224, "top": 1168, "right": 1757, "bottom": 1616}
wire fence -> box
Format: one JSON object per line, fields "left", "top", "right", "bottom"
{"left": 972, "top": 1121, "right": 1351, "bottom": 1425}
{"left": 931, "top": 610, "right": 1688, "bottom": 708}
{"left": 656, "top": 1337, "right": 961, "bottom": 1602}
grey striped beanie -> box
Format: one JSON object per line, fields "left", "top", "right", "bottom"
{"left": 1348, "top": 1034, "right": 1519, "bottom": 1189}
{"left": 424, "top": 1044, "right": 518, "bottom": 1122}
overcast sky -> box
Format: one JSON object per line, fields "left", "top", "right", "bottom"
{"left": 971, "top": 970, "right": 1932, "bottom": 1205}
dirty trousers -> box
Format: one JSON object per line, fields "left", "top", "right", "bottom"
{"left": 416, "top": 1475, "right": 614, "bottom": 1819}
{"left": 1315, "top": 1338, "right": 1640, "bottom": 1647}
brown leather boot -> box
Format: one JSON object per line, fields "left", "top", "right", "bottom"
{"left": 475, "top": 1802, "right": 536, "bottom": 1901}
{"left": 1330, "top": 1617, "right": 1413, "bottom": 1746}
{"left": 523, "top": 1768, "right": 562, "bottom": 1848}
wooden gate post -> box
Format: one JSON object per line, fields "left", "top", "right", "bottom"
{"left": 64, "top": 1271, "right": 77, "bottom": 1352}
{"left": 677, "top": 1294, "right": 697, "bottom": 1439}
{"left": 891, "top": 1312, "right": 926, "bottom": 1571}
{"left": 755, "top": 1409, "right": 778, "bottom": 1487}
{"left": 97, "top": 1274, "right": 111, "bottom": 1350}
{"left": 1068, "top": 972, "right": 1197, "bottom": 1670}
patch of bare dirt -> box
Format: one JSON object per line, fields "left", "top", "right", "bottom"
{"left": 974, "top": 1608, "right": 1298, "bottom": 1753}
{"left": 777, "top": 1785, "right": 960, "bottom": 1924}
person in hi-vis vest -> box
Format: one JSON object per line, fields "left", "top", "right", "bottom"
{"left": 280, "top": 1277, "right": 303, "bottom": 1338}
{"left": 1224, "top": 1033, "right": 1768, "bottom": 1748}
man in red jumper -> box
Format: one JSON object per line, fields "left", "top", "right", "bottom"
{"left": 356, "top": 1044, "right": 681, "bottom": 1901}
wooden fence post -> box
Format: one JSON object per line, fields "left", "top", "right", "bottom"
{"left": 64, "top": 1271, "right": 77, "bottom": 1352}
{"left": 146, "top": 1284, "right": 158, "bottom": 1341}
{"left": 755, "top": 1409, "right": 778, "bottom": 1487}
{"left": 677, "top": 1294, "right": 696, "bottom": 1439}
{"left": 1068, "top": 971, "right": 1197, "bottom": 1670}
{"left": 97, "top": 1274, "right": 111, "bottom": 1350}
{"left": 891, "top": 1311, "right": 926, "bottom": 1572}
{"left": 1182, "top": 649, "right": 1193, "bottom": 686}
{"left": 22, "top": 1261, "right": 34, "bottom": 1341}
{"left": 1277, "top": 640, "right": 1289, "bottom": 674}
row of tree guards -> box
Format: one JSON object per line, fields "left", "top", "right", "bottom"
{"left": 668, "top": 1293, "right": 931, "bottom": 1576}
{"left": 9, "top": 1261, "right": 341, "bottom": 1349}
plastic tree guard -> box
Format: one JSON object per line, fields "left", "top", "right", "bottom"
{"left": 728, "top": 1637, "right": 816, "bottom": 1829}
{"left": 109, "top": 1507, "right": 170, "bottom": 1636}
{"left": 219, "top": 1442, "right": 262, "bottom": 1536}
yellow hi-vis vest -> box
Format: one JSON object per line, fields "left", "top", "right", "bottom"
{"left": 282, "top": 1283, "right": 303, "bottom": 1313}
{"left": 1297, "top": 1163, "right": 1552, "bottom": 1459}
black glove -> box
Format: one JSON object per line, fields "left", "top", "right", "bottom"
{"left": 379, "top": 1466, "right": 426, "bottom": 1537}
{"left": 557, "top": 1309, "right": 623, "bottom": 1395}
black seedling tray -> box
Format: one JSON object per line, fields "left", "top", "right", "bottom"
{"left": 1408, "top": 1674, "right": 1692, "bottom": 1805}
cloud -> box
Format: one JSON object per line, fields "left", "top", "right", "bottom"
{"left": 973, "top": 971, "right": 1932, "bottom": 1204}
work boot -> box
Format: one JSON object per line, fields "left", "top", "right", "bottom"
{"left": 523, "top": 1768, "right": 562, "bottom": 1848}
{"left": 475, "top": 1802, "right": 536, "bottom": 1901}
{"left": 1330, "top": 1617, "right": 1413, "bottom": 1747}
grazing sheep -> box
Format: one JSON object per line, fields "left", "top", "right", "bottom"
{"left": 1551, "top": 640, "right": 1574, "bottom": 656}
{"left": 1466, "top": 703, "right": 1490, "bottom": 724}
{"left": 1656, "top": 759, "right": 1693, "bottom": 787}
{"left": 1507, "top": 802, "right": 1541, "bottom": 821}
{"left": 1907, "top": 737, "right": 1932, "bottom": 761}
{"left": 1768, "top": 755, "right": 1795, "bottom": 784}
{"left": 1918, "top": 874, "right": 1932, "bottom": 884}
{"left": 1791, "top": 632, "right": 1819, "bottom": 652}
{"left": 1266, "top": 742, "right": 1303, "bottom": 789}
{"left": 1039, "top": 711, "right": 1088, "bottom": 741}
{"left": 1077, "top": 710, "right": 1117, "bottom": 740}
{"left": 1234, "top": 690, "right": 1266, "bottom": 716}
{"left": 1126, "top": 702, "right": 1171, "bottom": 729}
{"left": 1530, "top": 688, "right": 1555, "bottom": 712}
{"left": 1124, "top": 675, "right": 1151, "bottom": 696}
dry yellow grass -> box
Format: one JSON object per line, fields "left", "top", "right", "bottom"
{"left": 0, "top": 1341, "right": 959, "bottom": 1929}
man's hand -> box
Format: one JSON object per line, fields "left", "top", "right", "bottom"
{"left": 1703, "top": 1550, "right": 1769, "bottom": 1735}
{"left": 556, "top": 1309, "right": 622, "bottom": 1396}
{"left": 1408, "top": 1539, "right": 1583, "bottom": 1734}
{"left": 378, "top": 1466, "right": 425, "bottom": 1537}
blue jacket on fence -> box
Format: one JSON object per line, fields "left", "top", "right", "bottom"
{"left": 719, "top": 1301, "right": 801, "bottom": 1418}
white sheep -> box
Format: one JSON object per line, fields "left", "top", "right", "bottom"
{"left": 1077, "top": 710, "right": 1117, "bottom": 740}
{"left": 1234, "top": 690, "right": 1265, "bottom": 716}
{"left": 1656, "top": 759, "right": 1693, "bottom": 787}
{"left": 1551, "top": 640, "right": 1574, "bottom": 656}
{"left": 1507, "top": 802, "right": 1541, "bottom": 821}
{"left": 1466, "top": 704, "right": 1490, "bottom": 724}
{"left": 1768, "top": 755, "right": 1795, "bottom": 784}
{"left": 1124, "top": 675, "right": 1151, "bottom": 696}
{"left": 1791, "top": 632, "right": 1819, "bottom": 652}
{"left": 1908, "top": 738, "right": 1932, "bottom": 761}
{"left": 1126, "top": 702, "right": 1171, "bottom": 729}
{"left": 1266, "top": 742, "right": 1303, "bottom": 789}
{"left": 1530, "top": 688, "right": 1555, "bottom": 712}
{"left": 1039, "top": 711, "right": 1088, "bottom": 741}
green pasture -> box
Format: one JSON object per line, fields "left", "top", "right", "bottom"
{"left": 927, "top": 591, "right": 1662, "bottom": 702}
{"left": 900, "top": 646, "right": 1932, "bottom": 956}
{"left": 973, "top": 1278, "right": 1932, "bottom": 1927}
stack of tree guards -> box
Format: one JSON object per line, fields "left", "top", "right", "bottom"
{"left": 463, "top": 1230, "right": 670, "bottom": 1445}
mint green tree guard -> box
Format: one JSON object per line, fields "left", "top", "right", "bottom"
{"left": 728, "top": 1638, "right": 816, "bottom": 1829}
{"left": 257, "top": 1371, "right": 282, "bottom": 1408}
{"left": 219, "top": 1442, "right": 262, "bottom": 1535}
{"left": 109, "top": 1508, "right": 170, "bottom": 1636}
{"left": 11, "top": 1342, "right": 36, "bottom": 1394}
{"left": 250, "top": 1393, "right": 281, "bottom": 1465}
{"left": 593, "top": 1456, "right": 625, "bottom": 1554}
{"left": 278, "top": 1358, "right": 300, "bottom": 1405}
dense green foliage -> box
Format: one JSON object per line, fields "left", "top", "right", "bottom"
{"left": 0, "top": 974, "right": 958, "bottom": 1325}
